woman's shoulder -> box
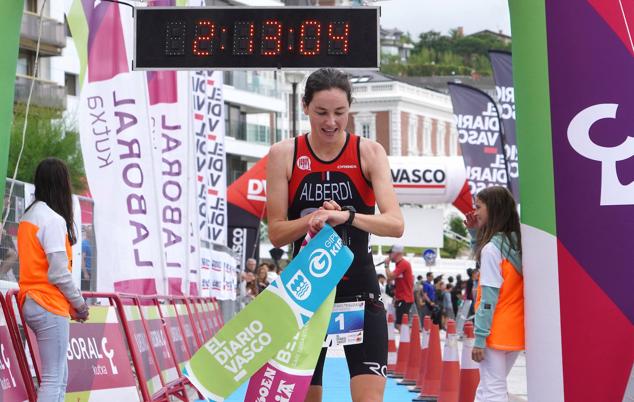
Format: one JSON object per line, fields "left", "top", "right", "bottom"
{"left": 269, "top": 138, "right": 295, "bottom": 157}
{"left": 22, "top": 201, "right": 64, "bottom": 227}
{"left": 481, "top": 242, "right": 502, "bottom": 258}
{"left": 358, "top": 136, "right": 386, "bottom": 157}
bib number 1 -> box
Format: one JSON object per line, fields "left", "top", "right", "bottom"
{"left": 324, "top": 301, "right": 365, "bottom": 347}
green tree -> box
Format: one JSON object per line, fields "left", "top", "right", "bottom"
{"left": 8, "top": 105, "right": 86, "bottom": 192}
{"left": 449, "top": 215, "right": 467, "bottom": 238}
{"left": 383, "top": 28, "right": 512, "bottom": 78}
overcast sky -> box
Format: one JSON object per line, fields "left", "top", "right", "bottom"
{"left": 375, "top": 0, "right": 511, "bottom": 39}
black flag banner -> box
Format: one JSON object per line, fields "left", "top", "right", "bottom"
{"left": 448, "top": 83, "right": 510, "bottom": 196}
{"left": 489, "top": 50, "right": 520, "bottom": 201}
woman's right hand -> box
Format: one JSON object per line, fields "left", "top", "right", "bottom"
{"left": 71, "top": 304, "right": 90, "bottom": 323}
{"left": 464, "top": 211, "right": 478, "bottom": 229}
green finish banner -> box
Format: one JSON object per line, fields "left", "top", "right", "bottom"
{"left": 0, "top": 1, "right": 23, "bottom": 215}
{"left": 184, "top": 225, "right": 352, "bottom": 401}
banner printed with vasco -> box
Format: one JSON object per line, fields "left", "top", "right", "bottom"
{"left": 183, "top": 225, "right": 352, "bottom": 401}
{"left": 489, "top": 50, "right": 520, "bottom": 201}
{"left": 448, "top": 83, "right": 509, "bottom": 196}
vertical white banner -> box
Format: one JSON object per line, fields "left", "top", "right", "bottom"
{"left": 222, "top": 251, "right": 237, "bottom": 301}
{"left": 77, "top": 2, "right": 164, "bottom": 294}
{"left": 209, "top": 249, "right": 223, "bottom": 299}
{"left": 199, "top": 246, "right": 211, "bottom": 297}
{"left": 190, "top": 71, "right": 227, "bottom": 246}
{"left": 147, "top": 70, "right": 191, "bottom": 295}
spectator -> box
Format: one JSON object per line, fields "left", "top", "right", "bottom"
{"left": 466, "top": 186, "right": 524, "bottom": 401}
{"left": 414, "top": 275, "right": 424, "bottom": 321}
{"left": 266, "top": 262, "right": 279, "bottom": 283}
{"left": 256, "top": 263, "right": 270, "bottom": 293}
{"left": 18, "top": 158, "right": 89, "bottom": 400}
{"left": 443, "top": 283, "right": 455, "bottom": 321}
{"left": 239, "top": 258, "right": 257, "bottom": 307}
{"left": 377, "top": 273, "right": 388, "bottom": 302}
{"left": 451, "top": 275, "right": 463, "bottom": 316}
{"left": 384, "top": 244, "right": 414, "bottom": 332}
{"left": 81, "top": 226, "right": 93, "bottom": 291}
{"left": 421, "top": 272, "right": 436, "bottom": 320}
{"left": 0, "top": 228, "right": 18, "bottom": 282}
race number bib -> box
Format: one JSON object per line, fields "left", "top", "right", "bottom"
{"left": 324, "top": 301, "right": 365, "bottom": 347}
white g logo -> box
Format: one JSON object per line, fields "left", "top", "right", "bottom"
{"left": 309, "top": 249, "right": 332, "bottom": 278}
{"left": 567, "top": 103, "right": 634, "bottom": 206}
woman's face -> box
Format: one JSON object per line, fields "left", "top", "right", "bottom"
{"left": 303, "top": 88, "right": 349, "bottom": 143}
{"left": 474, "top": 197, "right": 488, "bottom": 228}
{"left": 257, "top": 266, "right": 268, "bottom": 281}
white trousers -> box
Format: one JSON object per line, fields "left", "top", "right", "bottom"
{"left": 474, "top": 348, "right": 520, "bottom": 402}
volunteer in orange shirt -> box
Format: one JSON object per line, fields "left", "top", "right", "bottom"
{"left": 466, "top": 186, "right": 524, "bottom": 402}
{"left": 18, "top": 158, "right": 89, "bottom": 401}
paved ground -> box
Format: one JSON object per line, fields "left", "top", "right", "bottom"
{"left": 198, "top": 326, "right": 529, "bottom": 401}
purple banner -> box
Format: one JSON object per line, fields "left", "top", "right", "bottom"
{"left": 546, "top": 0, "right": 634, "bottom": 400}
{"left": 0, "top": 325, "right": 29, "bottom": 402}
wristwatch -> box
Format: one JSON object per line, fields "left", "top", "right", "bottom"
{"left": 342, "top": 206, "right": 356, "bottom": 226}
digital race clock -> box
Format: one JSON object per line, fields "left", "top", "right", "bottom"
{"left": 133, "top": 7, "right": 380, "bottom": 70}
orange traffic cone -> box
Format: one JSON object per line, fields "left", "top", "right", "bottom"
{"left": 412, "top": 316, "right": 432, "bottom": 393}
{"left": 458, "top": 322, "right": 479, "bottom": 402}
{"left": 413, "top": 323, "right": 441, "bottom": 401}
{"left": 391, "top": 314, "right": 409, "bottom": 378}
{"left": 402, "top": 314, "right": 422, "bottom": 385}
{"left": 438, "top": 320, "right": 461, "bottom": 402}
{"left": 387, "top": 313, "right": 397, "bottom": 374}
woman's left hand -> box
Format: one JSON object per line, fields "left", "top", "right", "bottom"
{"left": 307, "top": 209, "right": 349, "bottom": 233}
{"left": 472, "top": 347, "right": 485, "bottom": 362}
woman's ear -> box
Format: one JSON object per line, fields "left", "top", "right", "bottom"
{"left": 302, "top": 101, "right": 309, "bottom": 115}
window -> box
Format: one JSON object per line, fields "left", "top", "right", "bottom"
{"left": 437, "top": 123, "right": 446, "bottom": 156}
{"left": 450, "top": 126, "right": 458, "bottom": 156}
{"left": 422, "top": 117, "right": 432, "bottom": 156}
{"left": 362, "top": 123, "right": 370, "bottom": 138}
{"left": 17, "top": 51, "right": 34, "bottom": 76}
{"left": 65, "top": 73, "right": 77, "bottom": 96}
{"left": 408, "top": 116, "right": 418, "bottom": 155}
{"left": 24, "top": 0, "right": 37, "bottom": 12}
{"left": 354, "top": 112, "right": 375, "bottom": 141}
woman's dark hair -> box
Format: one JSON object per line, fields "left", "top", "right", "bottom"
{"left": 28, "top": 158, "right": 77, "bottom": 245}
{"left": 302, "top": 68, "right": 353, "bottom": 106}
{"left": 474, "top": 186, "right": 521, "bottom": 263}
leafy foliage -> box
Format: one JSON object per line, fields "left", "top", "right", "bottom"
{"left": 8, "top": 105, "right": 86, "bottom": 192}
{"left": 382, "top": 28, "right": 512, "bottom": 77}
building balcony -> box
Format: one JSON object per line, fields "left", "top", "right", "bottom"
{"left": 223, "top": 71, "right": 285, "bottom": 113}
{"left": 20, "top": 11, "right": 66, "bottom": 56}
{"left": 14, "top": 74, "right": 66, "bottom": 110}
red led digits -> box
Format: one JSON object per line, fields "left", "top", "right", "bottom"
{"left": 288, "top": 28, "right": 295, "bottom": 52}
{"left": 261, "top": 20, "right": 283, "bottom": 56}
{"left": 233, "top": 21, "right": 255, "bottom": 55}
{"left": 193, "top": 20, "right": 215, "bottom": 56}
{"left": 220, "top": 27, "right": 227, "bottom": 51}
{"left": 328, "top": 21, "right": 349, "bottom": 55}
{"left": 299, "top": 20, "right": 321, "bottom": 56}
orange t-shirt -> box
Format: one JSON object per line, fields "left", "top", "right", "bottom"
{"left": 17, "top": 201, "right": 73, "bottom": 317}
{"left": 475, "top": 243, "right": 525, "bottom": 351}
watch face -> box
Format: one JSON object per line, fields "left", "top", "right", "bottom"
{"left": 134, "top": 7, "right": 379, "bottom": 70}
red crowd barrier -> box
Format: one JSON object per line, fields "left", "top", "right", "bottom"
{"left": 1, "top": 290, "right": 225, "bottom": 402}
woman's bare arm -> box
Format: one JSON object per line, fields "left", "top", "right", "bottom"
{"left": 266, "top": 140, "right": 312, "bottom": 247}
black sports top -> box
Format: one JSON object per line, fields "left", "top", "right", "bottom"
{"left": 288, "top": 132, "right": 379, "bottom": 297}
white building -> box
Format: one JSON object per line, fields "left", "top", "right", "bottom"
{"left": 16, "top": 0, "right": 315, "bottom": 186}
{"left": 348, "top": 70, "right": 460, "bottom": 158}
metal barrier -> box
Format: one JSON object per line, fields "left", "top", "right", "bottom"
{"left": 0, "top": 291, "right": 224, "bottom": 401}
{"left": 0, "top": 294, "right": 34, "bottom": 401}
